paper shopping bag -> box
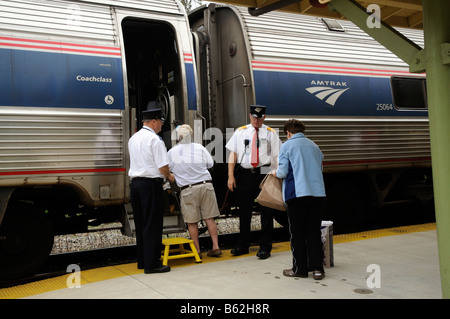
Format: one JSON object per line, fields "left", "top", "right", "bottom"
{"left": 256, "top": 174, "right": 286, "bottom": 211}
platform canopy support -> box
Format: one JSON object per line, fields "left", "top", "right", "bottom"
{"left": 324, "top": 0, "right": 450, "bottom": 300}
{"left": 421, "top": 0, "right": 450, "bottom": 299}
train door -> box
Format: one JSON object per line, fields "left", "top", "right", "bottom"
{"left": 190, "top": 6, "right": 254, "bottom": 131}
{"left": 121, "top": 17, "right": 184, "bottom": 147}
{"left": 118, "top": 15, "right": 188, "bottom": 235}
{"left": 213, "top": 7, "right": 254, "bottom": 130}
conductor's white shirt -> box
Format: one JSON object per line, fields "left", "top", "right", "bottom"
{"left": 128, "top": 126, "right": 169, "bottom": 179}
{"left": 225, "top": 124, "right": 281, "bottom": 169}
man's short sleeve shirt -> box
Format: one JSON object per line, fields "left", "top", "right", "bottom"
{"left": 225, "top": 124, "right": 281, "bottom": 169}
{"left": 128, "top": 126, "right": 169, "bottom": 178}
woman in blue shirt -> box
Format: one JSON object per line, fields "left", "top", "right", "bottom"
{"left": 275, "top": 119, "right": 326, "bottom": 280}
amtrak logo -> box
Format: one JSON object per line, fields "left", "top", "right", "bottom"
{"left": 306, "top": 82, "right": 350, "bottom": 106}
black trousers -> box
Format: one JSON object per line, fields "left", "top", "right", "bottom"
{"left": 235, "top": 168, "right": 274, "bottom": 250}
{"left": 286, "top": 196, "right": 325, "bottom": 274}
{"left": 130, "top": 178, "right": 164, "bottom": 270}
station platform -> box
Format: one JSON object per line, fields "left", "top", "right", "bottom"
{"left": 0, "top": 223, "right": 442, "bottom": 302}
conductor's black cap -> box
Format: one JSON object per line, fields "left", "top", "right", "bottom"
{"left": 249, "top": 105, "right": 267, "bottom": 118}
{"left": 143, "top": 101, "right": 165, "bottom": 121}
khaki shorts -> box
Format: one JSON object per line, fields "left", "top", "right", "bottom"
{"left": 179, "top": 182, "right": 220, "bottom": 223}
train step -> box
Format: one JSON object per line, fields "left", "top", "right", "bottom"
{"left": 121, "top": 203, "right": 136, "bottom": 238}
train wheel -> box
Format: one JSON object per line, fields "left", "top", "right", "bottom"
{"left": 0, "top": 204, "right": 54, "bottom": 280}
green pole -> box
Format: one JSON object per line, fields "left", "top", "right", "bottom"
{"left": 423, "top": 0, "right": 450, "bottom": 299}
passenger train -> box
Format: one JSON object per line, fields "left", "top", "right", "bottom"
{"left": 189, "top": 3, "right": 432, "bottom": 232}
{"left": 0, "top": 0, "right": 431, "bottom": 279}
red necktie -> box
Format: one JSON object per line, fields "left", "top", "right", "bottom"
{"left": 251, "top": 128, "right": 259, "bottom": 168}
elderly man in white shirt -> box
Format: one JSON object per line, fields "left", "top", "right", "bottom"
{"left": 168, "top": 124, "right": 222, "bottom": 257}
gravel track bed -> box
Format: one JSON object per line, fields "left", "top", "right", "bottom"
{"left": 51, "top": 215, "right": 280, "bottom": 255}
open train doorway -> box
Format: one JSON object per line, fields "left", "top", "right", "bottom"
{"left": 121, "top": 18, "right": 184, "bottom": 147}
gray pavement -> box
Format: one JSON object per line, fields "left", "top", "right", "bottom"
{"left": 26, "top": 229, "right": 441, "bottom": 299}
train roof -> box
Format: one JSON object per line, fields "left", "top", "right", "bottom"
{"left": 0, "top": 0, "right": 186, "bottom": 45}
{"left": 235, "top": 5, "right": 424, "bottom": 68}
{"left": 77, "top": 0, "right": 185, "bottom": 15}
{"left": 192, "top": 4, "right": 424, "bottom": 69}
{"left": 210, "top": 0, "right": 423, "bottom": 30}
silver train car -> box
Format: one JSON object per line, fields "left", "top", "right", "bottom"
{"left": 0, "top": 0, "right": 199, "bottom": 279}
{"left": 189, "top": 4, "right": 432, "bottom": 229}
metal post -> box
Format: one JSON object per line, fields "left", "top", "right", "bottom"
{"left": 422, "top": 0, "right": 450, "bottom": 299}
{"left": 317, "top": 0, "right": 450, "bottom": 298}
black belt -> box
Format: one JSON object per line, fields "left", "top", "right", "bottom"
{"left": 180, "top": 180, "right": 212, "bottom": 191}
{"left": 132, "top": 177, "right": 164, "bottom": 183}
{"left": 241, "top": 164, "right": 270, "bottom": 174}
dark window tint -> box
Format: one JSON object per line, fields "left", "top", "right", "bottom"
{"left": 391, "top": 76, "right": 427, "bottom": 109}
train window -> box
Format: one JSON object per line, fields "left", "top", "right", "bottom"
{"left": 321, "top": 18, "right": 345, "bottom": 32}
{"left": 391, "top": 76, "right": 428, "bottom": 109}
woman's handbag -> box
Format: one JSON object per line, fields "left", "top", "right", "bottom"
{"left": 256, "top": 174, "right": 286, "bottom": 211}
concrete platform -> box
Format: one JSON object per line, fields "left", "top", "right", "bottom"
{"left": 0, "top": 223, "right": 442, "bottom": 302}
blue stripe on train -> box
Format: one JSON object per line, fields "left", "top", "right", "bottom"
{"left": 185, "top": 62, "right": 197, "bottom": 111}
{"left": 0, "top": 48, "right": 125, "bottom": 109}
{"left": 253, "top": 70, "right": 427, "bottom": 117}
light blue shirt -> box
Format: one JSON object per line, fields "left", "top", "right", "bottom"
{"left": 276, "top": 133, "right": 326, "bottom": 202}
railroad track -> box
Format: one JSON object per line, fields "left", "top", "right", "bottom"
{"left": 0, "top": 216, "right": 242, "bottom": 287}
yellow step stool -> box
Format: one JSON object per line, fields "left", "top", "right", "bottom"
{"left": 161, "top": 237, "right": 202, "bottom": 265}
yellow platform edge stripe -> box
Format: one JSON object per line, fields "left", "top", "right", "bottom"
{"left": 0, "top": 222, "right": 436, "bottom": 299}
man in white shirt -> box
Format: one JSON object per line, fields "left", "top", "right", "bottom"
{"left": 168, "top": 125, "right": 221, "bottom": 257}
{"left": 128, "top": 105, "right": 174, "bottom": 274}
{"left": 226, "top": 105, "right": 282, "bottom": 258}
